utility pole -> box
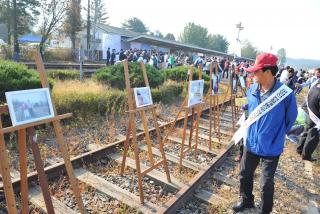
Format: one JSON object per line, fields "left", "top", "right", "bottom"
{"left": 13, "top": 0, "right": 19, "bottom": 61}
{"left": 236, "top": 22, "right": 244, "bottom": 42}
{"left": 87, "top": 0, "right": 90, "bottom": 59}
{"left": 235, "top": 22, "right": 244, "bottom": 58}
{"left": 6, "top": 0, "right": 11, "bottom": 45}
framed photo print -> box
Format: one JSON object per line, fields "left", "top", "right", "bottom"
{"left": 134, "top": 87, "right": 153, "bottom": 108}
{"left": 188, "top": 79, "right": 204, "bottom": 107}
{"left": 239, "top": 76, "right": 246, "bottom": 88}
{"left": 5, "top": 88, "right": 55, "bottom": 126}
{"left": 212, "top": 74, "right": 219, "bottom": 94}
{"left": 232, "top": 79, "right": 238, "bottom": 94}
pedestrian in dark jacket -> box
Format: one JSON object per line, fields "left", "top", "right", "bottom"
{"left": 285, "top": 67, "right": 297, "bottom": 91}
{"left": 106, "top": 47, "right": 110, "bottom": 66}
{"left": 110, "top": 49, "right": 116, "bottom": 65}
{"left": 297, "top": 76, "right": 320, "bottom": 161}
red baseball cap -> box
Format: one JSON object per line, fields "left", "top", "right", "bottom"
{"left": 246, "top": 53, "right": 278, "bottom": 72}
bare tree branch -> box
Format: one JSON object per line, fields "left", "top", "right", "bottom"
{"left": 38, "top": 0, "right": 67, "bottom": 55}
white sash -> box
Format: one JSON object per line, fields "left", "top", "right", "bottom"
{"left": 232, "top": 84, "right": 293, "bottom": 144}
{"left": 306, "top": 83, "right": 320, "bottom": 130}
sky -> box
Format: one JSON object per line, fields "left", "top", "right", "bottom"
{"left": 101, "top": 0, "right": 320, "bottom": 60}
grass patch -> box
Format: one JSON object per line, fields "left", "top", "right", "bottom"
{"left": 47, "top": 69, "right": 80, "bottom": 80}
{"left": 52, "top": 80, "right": 126, "bottom": 117}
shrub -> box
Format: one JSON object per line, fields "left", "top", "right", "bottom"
{"left": 0, "top": 60, "right": 42, "bottom": 103}
{"left": 52, "top": 80, "right": 185, "bottom": 117}
{"left": 47, "top": 69, "right": 80, "bottom": 80}
{"left": 94, "top": 62, "right": 164, "bottom": 89}
{"left": 151, "top": 81, "right": 183, "bottom": 103}
{"left": 0, "top": 45, "right": 13, "bottom": 60}
{"left": 163, "top": 66, "right": 210, "bottom": 82}
{"left": 43, "top": 48, "right": 75, "bottom": 62}
{"left": 19, "top": 47, "right": 37, "bottom": 61}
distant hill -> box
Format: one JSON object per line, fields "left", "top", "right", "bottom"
{"left": 286, "top": 57, "right": 320, "bottom": 69}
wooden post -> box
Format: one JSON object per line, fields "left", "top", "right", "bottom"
{"left": 177, "top": 66, "right": 194, "bottom": 171}
{"left": 0, "top": 117, "right": 18, "bottom": 214}
{"left": 188, "top": 108, "right": 195, "bottom": 148}
{"left": 179, "top": 110, "right": 190, "bottom": 171}
{"left": 203, "top": 62, "right": 221, "bottom": 148}
{"left": 216, "top": 94, "right": 221, "bottom": 142}
{"left": 120, "top": 120, "right": 131, "bottom": 175}
{"left": 18, "top": 129, "right": 29, "bottom": 214}
{"left": 194, "top": 65, "right": 203, "bottom": 159}
{"left": 140, "top": 62, "right": 171, "bottom": 182}
{"left": 28, "top": 128, "right": 55, "bottom": 214}
{"left": 122, "top": 60, "right": 144, "bottom": 203}
{"left": 35, "top": 52, "right": 86, "bottom": 214}
{"left": 151, "top": 109, "right": 171, "bottom": 182}
{"left": 140, "top": 110, "right": 155, "bottom": 165}
{"left": 208, "top": 63, "right": 213, "bottom": 150}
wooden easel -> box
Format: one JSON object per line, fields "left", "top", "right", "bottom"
{"left": 161, "top": 65, "right": 204, "bottom": 172}
{"left": 0, "top": 52, "right": 86, "bottom": 214}
{"left": 179, "top": 65, "right": 205, "bottom": 171}
{"left": 187, "top": 62, "right": 222, "bottom": 150}
{"left": 120, "top": 60, "right": 171, "bottom": 204}
{"left": 230, "top": 74, "right": 247, "bottom": 131}
{"left": 208, "top": 62, "right": 221, "bottom": 146}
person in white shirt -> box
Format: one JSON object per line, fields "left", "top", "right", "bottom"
{"left": 279, "top": 68, "right": 289, "bottom": 83}
{"left": 164, "top": 52, "right": 169, "bottom": 68}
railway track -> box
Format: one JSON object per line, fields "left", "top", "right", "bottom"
{"left": 24, "top": 62, "right": 105, "bottom": 71}
{"left": 0, "top": 98, "right": 244, "bottom": 214}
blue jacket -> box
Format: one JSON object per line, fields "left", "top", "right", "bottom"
{"left": 245, "top": 81, "right": 298, "bottom": 157}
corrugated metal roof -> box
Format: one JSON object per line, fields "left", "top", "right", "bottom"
{"left": 127, "top": 34, "right": 231, "bottom": 56}
{"left": 96, "top": 23, "right": 140, "bottom": 38}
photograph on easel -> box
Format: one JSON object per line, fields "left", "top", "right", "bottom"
{"left": 134, "top": 87, "right": 153, "bottom": 108}
{"left": 212, "top": 74, "right": 219, "bottom": 94}
{"left": 5, "top": 88, "right": 55, "bottom": 126}
{"left": 239, "top": 76, "right": 246, "bottom": 88}
{"left": 188, "top": 79, "right": 204, "bottom": 107}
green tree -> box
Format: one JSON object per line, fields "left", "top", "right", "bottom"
{"left": 179, "top": 22, "right": 209, "bottom": 48}
{"left": 122, "top": 17, "right": 148, "bottom": 33}
{"left": 241, "top": 40, "right": 258, "bottom": 59}
{"left": 154, "top": 30, "right": 163, "bottom": 38}
{"left": 91, "top": 0, "right": 108, "bottom": 24}
{"left": 63, "top": 0, "right": 82, "bottom": 51}
{"left": 164, "top": 33, "right": 175, "bottom": 41}
{"left": 208, "top": 34, "right": 229, "bottom": 53}
{"left": 0, "top": 0, "right": 12, "bottom": 44}
{"left": 0, "top": 0, "right": 40, "bottom": 56}
{"left": 277, "top": 48, "right": 286, "bottom": 67}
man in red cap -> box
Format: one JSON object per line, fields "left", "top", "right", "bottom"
{"left": 232, "top": 53, "right": 297, "bottom": 213}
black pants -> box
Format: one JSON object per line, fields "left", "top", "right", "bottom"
{"left": 239, "top": 148, "right": 279, "bottom": 213}
{"left": 297, "top": 117, "right": 319, "bottom": 159}
{"left": 222, "top": 69, "right": 229, "bottom": 79}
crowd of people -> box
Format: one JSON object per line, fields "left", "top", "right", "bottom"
{"left": 105, "top": 47, "right": 187, "bottom": 68}
{"left": 104, "top": 47, "right": 253, "bottom": 72}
